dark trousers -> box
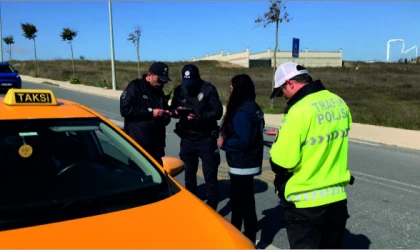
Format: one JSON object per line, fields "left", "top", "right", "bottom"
{"left": 179, "top": 137, "right": 220, "bottom": 209}
{"left": 143, "top": 144, "right": 164, "bottom": 166}
{"left": 284, "top": 199, "right": 349, "bottom": 249}
{"left": 229, "top": 174, "right": 258, "bottom": 243}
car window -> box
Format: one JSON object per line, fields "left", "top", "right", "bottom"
{"left": 0, "top": 65, "right": 14, "bottom": 73}
{"left": 0, "top": 118, "right": 176, "bottom": 231}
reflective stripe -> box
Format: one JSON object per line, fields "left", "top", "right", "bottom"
{"left": 301, "top": 128, "right": 349, "bottom": 147}
{"left": 287, "top": 183, "right": 345, "bottom": 202}
{"left": 228, "top": 166, "right": 261, "bottom": 175}
{"left": 278, "top": 118, "right": 287, "bottom": 131}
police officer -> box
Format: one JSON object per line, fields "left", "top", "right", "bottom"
{"left": 269, "top": 62, "right": 354, "bottom": 249}
{"left": 170, "top": 64, "right": 223, "bottom": 210}
{"left": 120, "top": 62, "right": 172, "bottom": 166}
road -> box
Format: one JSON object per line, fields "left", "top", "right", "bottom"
{"left": 13, "top": 81, "right": 420, "bottom": 249}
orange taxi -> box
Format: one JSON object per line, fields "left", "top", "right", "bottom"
{"left": 0, "top": 88, "right": 256, "bottom": 248}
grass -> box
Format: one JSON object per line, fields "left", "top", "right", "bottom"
{"left": 10, "top": 59, "right": 420, "bottom": 131}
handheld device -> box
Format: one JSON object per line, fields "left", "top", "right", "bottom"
{"left": 176, "top": 108, "right": 194, "bottom": 117}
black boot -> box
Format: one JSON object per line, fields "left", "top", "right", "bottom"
{"left": 244, "top": 231, "right": 256, "bottom": 244}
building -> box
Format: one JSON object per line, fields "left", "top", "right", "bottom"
{"left": 191, "top": 47, "right": 343, "bottom": 68}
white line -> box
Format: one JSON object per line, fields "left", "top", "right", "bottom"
{"left": 352, "top": 170, "right": 420, "bottom": 190}
{"left": 92, "top": 108, "right": 120, "bottom": 117}
{"left": 354, "top": 176, "right": 420, "bottom": 195}
{"left": 109, "top": 119, "right": 124, "bottom": 128}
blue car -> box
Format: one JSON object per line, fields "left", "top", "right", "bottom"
{"left": 0, "top": 62, "right": 22, "bottom": 91}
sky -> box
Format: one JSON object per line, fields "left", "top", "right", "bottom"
{"left": 1, "top": 1, "right": 419, "bottom": 63}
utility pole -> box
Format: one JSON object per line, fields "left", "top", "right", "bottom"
{"left": 0, "top": 4, "right": 3, "bottom": 62}
{"left": 108, "top": 0, "right": 116, "bottom": 90}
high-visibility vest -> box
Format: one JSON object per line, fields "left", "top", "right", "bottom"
{"left": 270, "top": 89, "right": 352, "bottom": 208}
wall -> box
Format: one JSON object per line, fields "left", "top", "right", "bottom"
{"left": 191, "top": 47, "right": 343, "bottom": 68}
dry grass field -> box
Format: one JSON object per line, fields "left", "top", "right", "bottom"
{"left": 9, "top": 59, "right": 420, "bottom": 130}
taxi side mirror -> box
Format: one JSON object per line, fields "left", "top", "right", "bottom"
{"left": 162, "top": 156, "right": 184, "bottom": 178}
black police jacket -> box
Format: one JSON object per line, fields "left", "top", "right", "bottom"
{"left": 120, "top": 74, "right": 171, "bottom": 149}
{"left": 221, "top": 99, "right": 265, "bottom": 176}
{"left": 170, "top": 80, "right": 223, "bottom": 138}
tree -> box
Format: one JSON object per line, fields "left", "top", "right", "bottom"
{"left": 128, "top": 25, "right": 142, "bottom": 78}
{"left": 21, "top": 22, "right": 39, "bottom": 76}
{"left": 2, "top": 35, "right": 14, "bottom": 61}
{"left": 60, "top": 27, "right": 78, "bottom": 76}
{"left": 255, "top": 0, "right": 290, "bottom": 109}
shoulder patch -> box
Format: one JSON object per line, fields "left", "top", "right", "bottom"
{"left": 121, "top": 91, "right": 127, "bottom": 99}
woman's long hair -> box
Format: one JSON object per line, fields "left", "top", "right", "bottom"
{"left": 220, "top": 74, "right": 256, "bottom": 137}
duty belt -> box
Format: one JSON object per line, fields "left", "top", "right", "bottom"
{"left": 183, "top": 129, "right": 212, "bottom": 141}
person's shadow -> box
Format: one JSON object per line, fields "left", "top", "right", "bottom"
{"left": 255, "top": 205, "right": 372, "bottom": 249}
{"left": 256, "top": 201, "right": 285, "bottom": 248}
{"left": 196, "top": 178, "right": 268, "bottom": 217}
{"left": 342, "top": 229, "right": 371, "bottom": 249}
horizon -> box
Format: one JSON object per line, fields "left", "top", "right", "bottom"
{"left": 1, "top": 1, "right": 419, "bottom": 63}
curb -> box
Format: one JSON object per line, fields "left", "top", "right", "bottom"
{"left": 263, "top": 125, "right": 420, "bottom": 152}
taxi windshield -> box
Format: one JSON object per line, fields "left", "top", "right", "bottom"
{"left": 0, "top": 118, "right": 176, "bottom": 230}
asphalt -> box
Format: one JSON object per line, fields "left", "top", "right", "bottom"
{"left": 12, "top": 81, "right": 420, "bottom": 249}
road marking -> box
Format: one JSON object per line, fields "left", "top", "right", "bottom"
{"left": 354, "top": 176, "right": 420, "bottom": 195}
{"left": 109, "top": 119, "right": 124, "bottom": 128}
{"left": 351, "top": 171, "right": 420, "bottom": 189}
{"left": 92, "top": 108, "right": 122, "bottom": 119}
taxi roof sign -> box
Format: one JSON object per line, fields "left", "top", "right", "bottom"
{"left": 3, "top": 89, "right": 58, "bottom": 106}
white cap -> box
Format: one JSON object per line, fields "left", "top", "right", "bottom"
{"left": 270, "top": 62, "right": 309, "bottom": 99}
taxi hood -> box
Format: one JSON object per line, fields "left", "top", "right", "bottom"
{"left": 0, "top": 189, "right": 255, "bottom": 248}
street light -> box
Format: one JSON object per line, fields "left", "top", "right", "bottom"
{"left": 108, "top": 0, "right": 116, "bottom": 90}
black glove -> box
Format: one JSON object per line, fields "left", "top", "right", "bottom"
{"left": 273, "top": 173, "right": 294, "bottom": 207}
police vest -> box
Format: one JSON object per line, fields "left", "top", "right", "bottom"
{"left": 270, "top": 85, "right": 352, "bottom": 208}
{"left": 225, "top": 100, "right": 265, "bottom": 176}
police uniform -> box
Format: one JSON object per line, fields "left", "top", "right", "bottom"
{"left": 269, "top": 62, "right": 354, "bottom": 249}
{"left": 170, "top": 64, "right": 223, "bottom": 210}
{"left": 120, "top": 62, "right": 172, "bottom": 166}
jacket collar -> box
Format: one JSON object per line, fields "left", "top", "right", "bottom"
{"left": 284, "top": 80, "right": 326, "bottom": 114}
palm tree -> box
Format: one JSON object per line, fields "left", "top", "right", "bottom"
{"left": 21, "top": 22, "right": 39, "bottom": 76}
{"left": 60, "top": 27, "right": 78, "bottom": 76}
{"left": 2, "top": 35, "right": 14, "bottom": 60}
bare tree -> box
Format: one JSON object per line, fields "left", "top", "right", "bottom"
{"left": 128, "top": 25, "right": 142, "bottom": 78}
{"left": 21, "top": 22, "right": 39, "bottom": 76}
{"left": 60, "top": 27, "right": 78, "bottom": 76}
{"left": 2, "top": 35, "right": 14, "bottom": 61}
{"left": 255, "top": 0, "right": 290, "bottom": 109}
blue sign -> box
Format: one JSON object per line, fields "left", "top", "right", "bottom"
{"left": 292, "top": 38, "right": 300, "bottom": 58}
